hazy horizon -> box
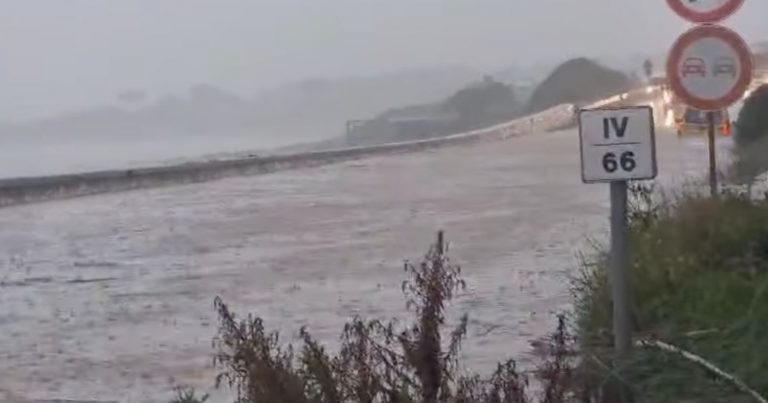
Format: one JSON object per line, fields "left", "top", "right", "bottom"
{"left": 3, "top": 0, "right": 767, "bottom": 120}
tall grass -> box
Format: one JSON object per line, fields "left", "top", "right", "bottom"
{"left": 208, "top": 232, "right": 582, "bottom": 403}
{"left": 575, "top": 185, "right": 768, "bottom": 402}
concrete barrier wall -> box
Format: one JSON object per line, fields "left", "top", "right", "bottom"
{"left": 581, "top": 86, "right": 658, "bottom": 110}
{"left": 0, "top": 103, "right": 577, "bottom": 207}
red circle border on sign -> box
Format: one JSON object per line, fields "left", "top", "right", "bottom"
{"left": 666, "top": 24, "right": 753, "bottom": 111}
{"left": 666, "top": 0, "right": 744, "bottom": 24}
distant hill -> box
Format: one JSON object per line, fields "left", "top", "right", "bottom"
{"left": 0, "top": 66, "right": 479, "bottom": 149}
{"left": 525, "top": 58, "right": 636, "bottom": 114}
{"left": 441, "top": 76, "right": 520, "bottom": 132}
{"left": 344, "top": 76, "right": 520, "bottom": 146}
{"left": 246, "top": 66, "right": 479, "bottom": 140}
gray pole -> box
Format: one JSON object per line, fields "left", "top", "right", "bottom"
{"left": 707, "top": 111, "right": 718, "bottom": 197}
{"left": 610, "top": 180, "right": 632, "bottom": 356}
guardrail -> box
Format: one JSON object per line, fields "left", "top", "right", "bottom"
{"left": 0, "top": 104, "right": 577, "bottom": 207}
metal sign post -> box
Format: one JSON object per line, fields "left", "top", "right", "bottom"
{"left": 609, "top": 180, "right": 632, "bottom": 355}
{"left": 580, "top": 106, "right": 657, "bottom": 357}
{"left": 707, "top": 111, "right": 718, "bottom": 196}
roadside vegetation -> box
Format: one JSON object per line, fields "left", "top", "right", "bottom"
{"left": 731, "top": 84, "right": 768, "bottom": 188}
{"left": 576, "top": 183, "right": 768, "bottom": 402}
{"left": 194, "top": 232, "right": 581, "bottom": 403}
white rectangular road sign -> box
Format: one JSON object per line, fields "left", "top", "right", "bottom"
{"left": 579, "top": 106, "right": 657, "bottom": 183}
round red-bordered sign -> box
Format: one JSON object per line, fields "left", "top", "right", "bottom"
{"left": 667, "top": 24, "right": 753, "bottom": 111}
{"left": 666, "top": 0, "right": 744, "bottom": 24}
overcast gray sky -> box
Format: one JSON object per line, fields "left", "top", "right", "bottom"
{"left": 3, "top": 0, "right": 767, "bottom": 119}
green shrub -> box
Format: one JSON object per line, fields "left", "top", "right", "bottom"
{"left": 575, "top": 186, "right": 768, "bottom": 401}
{"left": 732, "top": 84, "right": 768, "bottom": 184}
{"left": 735, "top": 85, "right": 768, "bottom": 149}
{"left": 210, "top": 232, "right": 580, "bottom": 403}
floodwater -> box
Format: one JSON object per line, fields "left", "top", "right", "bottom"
{"left": 0, "top": 128, "right": 729, "bottom": 402}
{"left": 0, "top": 132, "right": 308, "bottom": 179}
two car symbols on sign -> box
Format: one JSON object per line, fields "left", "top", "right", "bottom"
{"left": 681, "top": 56, "right": 737, "bottom": 78}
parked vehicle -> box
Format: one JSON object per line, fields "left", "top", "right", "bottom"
{"left": 675, "top": 107, "right": 731, "bottom": 137}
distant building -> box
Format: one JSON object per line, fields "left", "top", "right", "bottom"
{"left": 347, "top": 113, "right": 457, "bottom": 146}
{"left": 389, "top": 114, "right": 456, "bottom": 138}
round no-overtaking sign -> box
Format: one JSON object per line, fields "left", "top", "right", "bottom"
{"left": 666, "top": 24, "right": 753, "bottom": 111}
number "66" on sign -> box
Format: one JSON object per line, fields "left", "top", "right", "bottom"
{"left": 602, "top": 151, "right": 636, "bottom": 173}
{"left": 579, "top": 107, "right": 656, "bottom": 183}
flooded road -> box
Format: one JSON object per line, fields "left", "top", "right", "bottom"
{"left": 0, "top": 128, "right": 728, "bottom": 402}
